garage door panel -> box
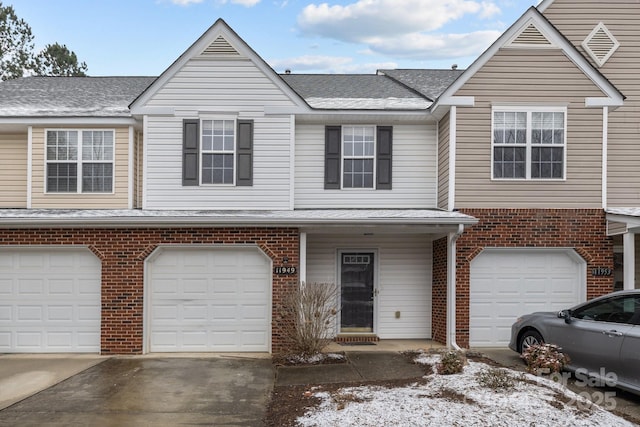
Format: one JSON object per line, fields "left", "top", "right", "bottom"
{"left": 470, "top": 249, "right": 584, "bottom": 347}
{"left": 149, "top": 247, "right": 271, "bottom": 352}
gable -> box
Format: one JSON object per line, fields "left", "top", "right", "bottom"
{"left": 130, "top": 19, "right": 307, "bottom": 113}
{"left": 434, "top": 7, "right": 624, "bottom": 112}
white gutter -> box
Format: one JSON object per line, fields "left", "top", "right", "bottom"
{"left": 447, "top": 224, "right": 465, "bottom": 350}
{"left": 602, "top": 106, "right": 608, "bottom": 209}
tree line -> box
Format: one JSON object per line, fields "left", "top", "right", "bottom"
{"left": 1, "top": 2, "right": 88, "bottom": 80}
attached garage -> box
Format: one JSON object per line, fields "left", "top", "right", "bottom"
{"left": 0, "top": 247, "right": 101, "bottom": 353}
{"left": 469, "top": 248, "right": 586, "bottom": 347}
{"left": 147, "top": 246, "right": 271, "bottom": 352}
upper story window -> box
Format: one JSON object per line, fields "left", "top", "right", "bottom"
{"left": 201, "top": 119, "right": 235, "bottom": 184}
{"left": 324, "top": 125, "right": 392, "bottom": 190}
{"left": 46, "top": 130, "right": 114, "bottom": 193}
{"left": 343, "top": 126, "right": 375, "bottom": 188}
{"left": 492, "top": 108, "right": 566, "bottom": 180}
{"left": 182, "top": 118, "right": 253, "bottom": 187}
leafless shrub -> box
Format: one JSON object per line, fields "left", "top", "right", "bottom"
{"left": 278, "top": 282, "right": 339, "bottom": 357}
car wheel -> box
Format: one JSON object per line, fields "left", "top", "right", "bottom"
{"left": 519, "top": 330, "right": 543, "bottom": 353}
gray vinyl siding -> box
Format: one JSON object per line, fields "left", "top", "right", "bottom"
{"left": 305, "top": 234, "right": 433, "bottom": 339}
{"left": 453, "top": 48, "right": 605, "bottom": 208}
{"left": 294, "top": 123, "right": 438, "bottom": 209}
{"left": 543, "top": 1, "right": 640, "bottom": 207}
{"left": 145, "top": 115, "right": 292, "bottom": 209}
{"left": 438, "top": 112, "right": 450, "bottom": 210}
{"left": 0, "top": 134, "right": 27, "bottom": 208}
{"left": 142, "top": 56, "right": 297, "bottom": 209}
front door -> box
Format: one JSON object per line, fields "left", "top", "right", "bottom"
{"left": 340, "top": 252, "right": 375, "bottom": 333}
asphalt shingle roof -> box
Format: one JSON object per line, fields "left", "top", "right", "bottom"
{"left": 0, "top": 76, "right": 156, "bottom": 117}
{"left": 378, "top": 69, "right": 465, "bottom": 101}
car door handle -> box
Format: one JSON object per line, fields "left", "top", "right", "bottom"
{"left": 603, "top": 330, "right": 624, "bottom": 337}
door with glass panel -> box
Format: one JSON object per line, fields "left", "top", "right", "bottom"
{"left": 340, "top": 252, "right": 375, "bottom": 333}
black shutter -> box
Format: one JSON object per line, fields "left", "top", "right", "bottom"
{"left": 182, "top": 119, "right": 199, "bottom": 186}
{"left": 236, "top": 119, "right": 253, "bottom": 186}
{"left": 376, "top": 126, "right": 392, "bottom": 189}
{"left": 325, "top": 126, "right": 341, "bottom": 189}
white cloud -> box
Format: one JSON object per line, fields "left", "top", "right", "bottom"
{"left": 366, "top": 29, "right": 502, "bottom": 59}
{"left": 298, "top": 0, "right": 501, "bottom": 40}
{"left": 170, "top": 0, "right": 204, "bottom": 5}
{"left": 214, "top": 0, "right": 261, "bottom": 5}
{"left": 296, "top": 0, "right": 503, "bottom": 61}
{"left": 269, "top": 55, "right": 397, "bottom": 73}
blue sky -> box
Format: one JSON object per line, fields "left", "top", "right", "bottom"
{"left": 10, "top": 0, "right": 540, "bottom": 76}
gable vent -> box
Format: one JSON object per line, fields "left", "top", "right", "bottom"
{"left": 582, "top": 23, "right": 619, "bottom": 67}
{"left": 201, "top": 36, "right": 240, "bottom": 57}
{"left": 511, "top": 23, "right": 552, "bottom": 46}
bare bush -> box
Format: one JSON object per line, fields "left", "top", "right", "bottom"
{"left": 278, "top": 282, "right": 339, "bottom": 357}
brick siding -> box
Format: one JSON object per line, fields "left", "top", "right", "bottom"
{"left": 0, "top": 227, "right": 299, "bottom": 354}
{"left": 450, "top": 208, "right": 614, "bottom": 348}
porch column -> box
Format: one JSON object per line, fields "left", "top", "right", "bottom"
{"left": 623, "top": 232, "right": 635, "bottom": 290}
{"left": 299, "top": 232, "right": 307, "bottom": 284}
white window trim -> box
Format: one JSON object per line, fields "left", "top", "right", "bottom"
{"left": 44, "top": 128, "right": 116, "bottom": 194}
{"left": 199, "top": 117, "right": 236, "bottom": 186}
{"left": 491, "top": 106, "right": 567, "bottom": 181}
{"left": 340, "top": 124, "right": 377, "bottom": 190}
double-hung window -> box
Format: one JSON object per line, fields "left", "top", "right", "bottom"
{"left": 343, "top": 126, "right": 375, "bottom": 188}
{"left": 46, "top": 130, "right": 114, "bottom": 193}
{"left": 201, "top": 119, "right": 235, "bottom": 184}
{"left": 492, "top": 107, "right": 566, "bottom": 180}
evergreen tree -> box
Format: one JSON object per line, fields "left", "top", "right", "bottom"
{"left": 0, "top": 2, "right": 34, "bottom": 80}
{"left": 34, "top": 43, "right": 88, "bottom": 76}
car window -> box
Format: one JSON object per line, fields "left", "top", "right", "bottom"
{"left": 572, "top": 295, "right": 640, "bottom": 324}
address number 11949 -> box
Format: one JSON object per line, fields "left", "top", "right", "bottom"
{"left": 274, "top": 266, "right": 297, "bottom": 275}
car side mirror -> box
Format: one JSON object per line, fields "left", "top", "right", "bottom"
{"left": 557, "top": 309, "right": 572, "bottom": 324}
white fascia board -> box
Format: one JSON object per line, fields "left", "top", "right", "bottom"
{"left": 129, "top": 19, "right": 309, "bottom": 113}
{"left": 437, "top": 96, "right": 475, "bottom": 107}
{"left": 131, "top": 107, "right": 176, "bottom": 116}
{"left": 433, "top": 8, "right": 623, "bottom": 113}
{"left": 0, "top": 117, "right": 137, "bottom": 125}
{"left": 537, "top": 0, "right": 554, "bottom": 12}
{"left": 586, "top": 97, "right": 625, "bottom": 109}
{"left": 290, "top": 109, "right": 432, "bottom": 117}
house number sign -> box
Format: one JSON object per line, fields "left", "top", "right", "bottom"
{"left": 274, "top": 266, "right": 297, "bottom": 275}
{"left": 591, "top": 267, "right": 612, "bottom": 277}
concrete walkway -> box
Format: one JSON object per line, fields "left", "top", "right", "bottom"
{"left": 0, "top": 356, "right": 274, "bottom": 426}
{"left": 0, "top": 354, "right": 106, "bottom": 410}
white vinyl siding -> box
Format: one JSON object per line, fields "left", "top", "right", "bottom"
{"left": 142, "top": 57, "right": 297, "bottom": 210}
{"left": 295, "top": 123, "right": 438, "bottom": 208}
{"left": 0, "top": 134, "right": 28, "bottom": 208}
{"left": 145, "top": 115, "right": 292, "bottom": 209}
{"left": 305, "top": 234, "right": 433, "bottom": 339}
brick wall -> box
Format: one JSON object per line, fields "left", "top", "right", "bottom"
{"left": 453, "top": 208, "right": 614, "bottom": 348}
{"left": 0, "top": 227, "right": 299, "bottom": 354}
{"left": 431, "top": 237, "right": 448, "bottom": 344}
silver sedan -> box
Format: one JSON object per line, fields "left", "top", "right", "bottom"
{"left": 509, "top": 290, "right": 640, "bottom": 395}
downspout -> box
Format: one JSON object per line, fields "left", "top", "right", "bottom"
{"left": 447, "top": 223, "right": 465, "bottom": 350}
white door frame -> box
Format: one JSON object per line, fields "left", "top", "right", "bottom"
{"left": 336, "top": 248, "right": 379, "bottom": 335}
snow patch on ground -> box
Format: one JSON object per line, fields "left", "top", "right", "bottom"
{"left": 297, "top": 353, "right": 634, "bottom": 427}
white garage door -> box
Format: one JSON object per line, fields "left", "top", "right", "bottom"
{"left": 470, "top": 249, "right": 585, "bottom": 347}
{"left": 148, "top": 247, "right": 271, "bottom": 352}
{"left": 0, "top": 248, "right": 101, "bottom": 353}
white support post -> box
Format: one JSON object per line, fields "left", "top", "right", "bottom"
{"left": 623, "top": 232, "right": 635, "bottom": 290}
{"left": 299, "top": 232, "right": 307, "bottom": 286}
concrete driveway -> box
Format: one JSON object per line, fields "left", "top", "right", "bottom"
{"left": 0, "top": 356, "right": 274, "bottom": 426}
